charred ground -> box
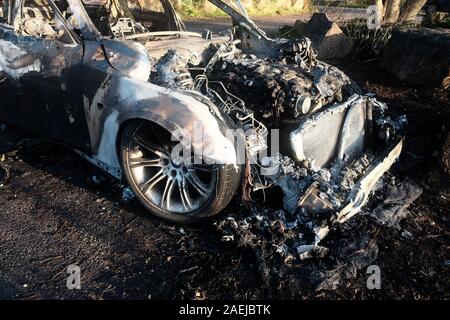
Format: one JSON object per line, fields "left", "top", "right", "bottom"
{"left": 0, "top": 60, "right": 449, "bottom": 299}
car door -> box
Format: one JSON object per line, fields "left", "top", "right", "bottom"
{"left": 0, "top": 0, "right": 91, "bottom": 151}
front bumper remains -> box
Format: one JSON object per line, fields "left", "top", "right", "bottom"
{"left": 298, "top": 138, "right": 404, "bottom": 259}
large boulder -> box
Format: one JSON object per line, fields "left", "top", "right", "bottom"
{"left": 380, "top": 27, "right": 450, "bottom": 88}
{"left": 293, "top": 12, "right": 353, "bottom": 61}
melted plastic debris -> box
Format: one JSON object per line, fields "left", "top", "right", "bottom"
{"left": 338, "top": 153, "right": 375, "bottom": 192}
{"left": 215, "top": 202, "right": 386, "bottom": 292}
{"left": 376, "top": 114, "right": 408, "bottom": 131}
{"left": 371, "top": 98, "right": 408, "bottom": 142}
{"left": 121, "top": 186, "right": 136, "bottom": 203}
{"left": 215, "top": 142, "right": 417, "bottom": 292}
{"left": 366, "top": 178, "right": 423, "bottom": 228}
{"left": 274, "top": 153, "right": 364, "bottom": 213}
{"left": 220, "top": 172, "right": 420, "bottom": 293}
{"left": 215, "top": 204, "right": 324, "bottom": 282}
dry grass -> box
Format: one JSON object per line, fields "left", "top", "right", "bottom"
{"left": 177, "top": 0, "right": 313, "bottom": 18}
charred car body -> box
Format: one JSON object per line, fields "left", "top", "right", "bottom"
{"left": 0, "top": 0, "right": 404, "bottom": 248}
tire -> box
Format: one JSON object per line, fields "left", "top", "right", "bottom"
{"left": 120, "top": 120, "right": 242, "bottom": 223}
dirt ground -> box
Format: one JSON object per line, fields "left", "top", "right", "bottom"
{"left": 0, "top": 60, "right": 449, "bottom": 300}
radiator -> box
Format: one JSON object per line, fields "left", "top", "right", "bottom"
{"left": 290, "top": 96, "right": 370, "bottom": 168}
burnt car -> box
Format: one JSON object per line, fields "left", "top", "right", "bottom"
{"left": 0, "top": 0, "right": 404, "bottom": 233}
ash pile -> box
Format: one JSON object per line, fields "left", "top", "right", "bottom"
{"left": 215, "top": 165, "right": 422, "bottom": 293}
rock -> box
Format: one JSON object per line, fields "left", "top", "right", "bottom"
{"left": 293, "top": 13, "right": 353, "bottom": 60}
{"left": 380, "top": 27, "right": 450, "bottom": 87}
{"left": 434, "top": 11, "right": 450, "bottom": 23}
{"left": 424, "top": 4, "right": 450, "bottom": 26}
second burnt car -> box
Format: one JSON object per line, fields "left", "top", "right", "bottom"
{"left": 0, "top": 0, "right": 404, "bottom": 232}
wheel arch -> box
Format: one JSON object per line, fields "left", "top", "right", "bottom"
{"left": 110, "top": 106, "right": 241, "bottom": 178}
{"left": 90, "top": 79, "right": 246, "bottom": 180}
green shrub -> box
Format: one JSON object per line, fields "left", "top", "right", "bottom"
{"left": 340, "top": 20, "right": 393, "bottom": 60}
{"left": 436, "top": 18, "right": 450, "bottom": 29}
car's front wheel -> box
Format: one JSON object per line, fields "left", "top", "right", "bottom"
{"left": 120, "top": 120, "right": 242, "bottom": 223}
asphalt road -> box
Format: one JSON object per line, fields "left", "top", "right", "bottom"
{"left": 184, "top": 6, "right": 368, "bottom": 35}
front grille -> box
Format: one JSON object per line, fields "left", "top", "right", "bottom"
{"left": 290, "top": 96, "right": 368, "bottom": 168}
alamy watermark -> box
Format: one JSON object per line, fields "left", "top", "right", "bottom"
{"left": 367, "top": 5, "right": 383, "bottom": 30}
{"left": 66, "top": 264, "right": 81, "bottom": 290}
{"left": 366, "top": 265, "right": 381, "bottom": 290}
{"left": 169, "top": 120, "right": 280, "bottom": 173}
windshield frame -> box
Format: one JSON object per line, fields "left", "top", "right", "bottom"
{"left": 63, "top": 0, "right": 261, "bottom": 42}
